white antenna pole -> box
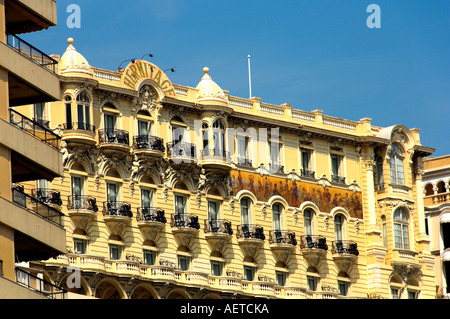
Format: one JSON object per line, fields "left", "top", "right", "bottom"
{"left": 248, "top": 54, "right": 252, "bottom": 98}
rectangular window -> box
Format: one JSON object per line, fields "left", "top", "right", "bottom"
{"left": 307, "top": 276, "right": 317, "bottom": 291}
{"left": 244, "top": 266, "right": 254, "bottom": 281}
{"left": 66, "top": 102, "right": 72, "bottom": 129}
{"left": 178, "top": 255, "right": 189, "bottom": 271}
{"left": 138, "top": 120, "right": 148, "bottom": 136}
{"left": 331, "top": 153, "right": 341, "bottom": 176}
{"left": 408, "top": 290, "right": 417, "bottom": 299}
{"left": 141, "top": 189, "right": 153, "bottom": 208}
{"left": 338, "top": 280, "right": 348, "bottom": 296}
{"left": 237, "top": 135, "right": 250, "bottom": 164}
{"left": 391, "top": 288, "right": 400, "bottom": 299}
{"left": 107, "top": 183, "right": 118, "bottom": 203}
{"left": 143, "top": 250, "right": 155, "bottom": 265}
{"left": 304, "top": 210, "right": 312, "bottom": 236}
{"left": 109, "top": 244, "right": 121, "bottom": 260}
{"left": 208, "top": 200, "right": 218, "bottom": 221}
{"left": 241, "top": 198, "right": 249, "bottom": 225}
{"left": 104, "top": 114, "right": 116, "bottom": 131}
{"left": 211, "top": 261, "right": 222, "bottom": 276}
{"left": 74, "top": 238, "right": 86, "bottom": 254}
{"left": 34, "top": 103, "right": 45, "bottom": 120}
{"left": 272, "top": 204, "right": 281, "bottom": 231}
{"left": 300, "top": 147, "right": 312, "bottom": 172}
{"left": 175, "top": 195, "right": 186, "bottom": 216}
{"left": 276, "top": 271, "right": 286, "bottom": 286}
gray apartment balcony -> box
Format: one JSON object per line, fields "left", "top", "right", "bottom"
{"left": 1, "top": 34, "right": 59, "bottom": 106}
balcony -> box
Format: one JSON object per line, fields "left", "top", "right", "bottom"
{"left": 4, "top": 0, "right": 57, "bottom": 34}
{"left": 299, "top": 235, "right": 328, "bottom": 268}
{"left": 424, "top": 192, "right": 450, "bottom": 206}
{"left": 236, "top": 157, "right": 253, "bottom": 168}
{"left": 102, "top": 201, "right": 133, "bottom": 236}
{"left": 31, "top": 188, "right": 62, "bottom": 208}
{"left": 167, "top": 141, "right": 197, "bottom": 163}
{"left": 62, "top": 122, "right": 97, "bottom": 145}
{"left": 98, "top": 129, "right": 130, "bottom": 153}
{"left": 331, "top": 175, "right": 346, "bottom": 185}
{"left": 15, "top": 268, "right": 66, "bottom": 299}
{"left": 331, "top": 240, "right": 359, "bottom": 272}
{"left": 268, "top": 163, "right": 284, "bottom": 174}
{"left": 201, "top": 148, "right": 233, "bottom": 170}
{"left": 9, "top": 109, "right": 60, "bottom": 149}
{"left": 133, "top": 135, "right": 165, "bottom": 157}
{"left": 12, "top": 186, "right": 63, "bottom": 227}
{"left": 170, "top": 213, "right": 200, "bottom": 247}
{"left": 236, "top": 224, "right": 265, "bottom": 258}
{"left": 269, "top": 230, "right": 297, "bottom": 263}
{"left": 204, "top": 219, "right": 233, "bottom": 253}
{"left": 1, "top": 34, "right": 59, "bottom": 106}
{"left": 300, "top": 169, "right": 316, "bottom": 179}
{"left": 136, "top": 207, "right": 167, "bottom": 241}
{"left": 67, "top": 195, "right": 99, "bottom": 231}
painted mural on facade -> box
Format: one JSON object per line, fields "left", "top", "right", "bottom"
{"left": 230, "top": 170, "right": 363, "bottom": 219}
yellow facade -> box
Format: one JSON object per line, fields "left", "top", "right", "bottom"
{"left": 14, "top": 37, "right": 438, "bottom": 299}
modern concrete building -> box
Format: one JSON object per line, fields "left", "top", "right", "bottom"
{"left": 13, "top": 36, "right": 437, "bottom": 299}
{"left": 0, "top": 0, "right": 66, "bottom": 298}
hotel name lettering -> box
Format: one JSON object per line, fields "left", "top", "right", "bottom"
{"left": 122, "top": 60, "right": 176, "bottom": 96}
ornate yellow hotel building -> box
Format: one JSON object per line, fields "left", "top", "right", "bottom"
{"left": 12, "top": 37, "right": 437, "bottom": 299}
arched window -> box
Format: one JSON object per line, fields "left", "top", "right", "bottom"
{"left": 376, "top": 156, "right": 384, "bottom": 190}
{"left": 76, "top": 91, "right": 91, "bottom": 128}
{"left": 424, "top": 183, "right": 434, "bottom": 196}
{"left": 240, "top": 197, "right": 251, "bottom": 225}
{"left": 334, "top": 214, "right": 345, "bottom": 242}
{"left": 65, "top": 95, "right": 73, "bottom": 129}
{"left": 272, "top": 203, "right": 282, "bottom": 232}
{"left": 212, "top": 120, "right": 225, "bottom": 156}
{"left": 390, "top": 144, "right": 405, "bottom": 185}
{"left": 304, "top": 208, "right": 315, "bottom": 236}
{"left": 382, "top": 215, "right": 387, "bottom": 248}
{"left": 393, "top": 208, "right": 409, "bottom": 250}
{"left": 202, "top": 123, "right": 209, "bottom": 152}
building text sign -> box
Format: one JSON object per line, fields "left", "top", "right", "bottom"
{"left": 122, "top": 60, "right": 176, "bottom": 96}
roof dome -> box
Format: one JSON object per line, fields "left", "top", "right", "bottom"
{"left": 59, "top": 38, "right": 93, "bottom": 77}
{"left": 196, "top": 67, "right": 226, "bottom": 103}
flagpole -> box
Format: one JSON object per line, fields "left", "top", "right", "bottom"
{"left": 248, "top": 54, "right": 252, "bottom": 99}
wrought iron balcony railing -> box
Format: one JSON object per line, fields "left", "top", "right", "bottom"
{"left": 133, "top": 135, "right": 165, "bottom": 152}
{"left": 103, "top": 201, "right": 133, "bottom": 218}
{"left": 63, "top": 122, "right": 96, "bottom": 133}
{"left": 236, "top": 157, "right": 253, "bottom": 167}
{"left": 299, "top": 235, "right": 328, "bottom": 250}
{"left": 98, "top": 129, "right": 130, "bottom": 147}
{"left": 167, "top": 141, "right": 196, "bottom": 159}
{"left": 6, "top": 33, "right": 58, "bottom": 74}
{"left": 269, "top": 230, "right": 297, "bottom": 246}
{"left": 204, "top": 219, "right": 233, "bottom": 235}
{"left": 236, "top": 224, "right": 265, "bottom": 241}
{"left": 269, "top": 163, "right": 284, "bottom": 173}
{"left": 202, "top": 148, "right": 231, "bottom": 162}
{"left": 9, "top": 109, "right": 60, "bottom": 149}
{"left": 31, "top": 188, "right": 62, "bottom": 206}
{"left": 170, "top": 213, "right": 200, "bottom": 230}
{"left": 12, "top": 187, "right": 64, "bottom": 227}
{"left": 331, "top": 240, "right": 359, "bottom": 256}
{"left": 67, "top": 195, "right": 98, "bottom": 212}
{"left": 300, "top": 169, "right": 316, "bottom": 179}
{"left": 136, "top": 207, "right": 167, "bottom": 223}
{"left": 331, "top": 175, "right": 346, "bottom": 184}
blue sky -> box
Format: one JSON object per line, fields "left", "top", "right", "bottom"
{"left": 22, "top": 0, "right": 450, "bottom": 156}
